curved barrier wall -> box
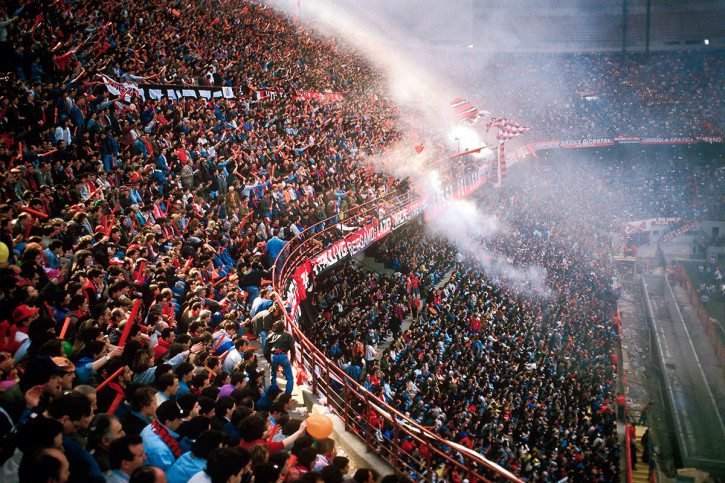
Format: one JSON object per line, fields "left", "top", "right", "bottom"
{"left": 525, "top": 135, "right": 723, "bottom": 158}
{"left": 271, "top": 165, "right": 523, "bottom": 482}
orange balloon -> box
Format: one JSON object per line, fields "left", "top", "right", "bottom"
{"left": 306, "top": 414, "right": 333, "bottom": 439}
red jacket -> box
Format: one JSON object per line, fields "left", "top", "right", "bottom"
{"left": 153, "top": 339, "right": 172, "bottom": 363}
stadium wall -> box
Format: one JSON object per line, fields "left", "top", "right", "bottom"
{"left": 425, "top": 0, "right": 725, "bottom": 52}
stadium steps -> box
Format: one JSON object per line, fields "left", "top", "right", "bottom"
{"left": 352, "top": 252, "right": 395, "bottom": 275}
{"left": 375, "top": 267, "right": 456, "bottom": 357}
{"left": 630, "top": 425, "right": 651, "bottom": 483}
{"left": 257, "top": 336, "right": 395, "bottom": 476}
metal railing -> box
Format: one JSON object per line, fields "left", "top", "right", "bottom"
{"left": 270, "top": 165, "right": 521, "bottom": 482}
{"left": 671, "top": 264, "right": 725, "bottom": 367}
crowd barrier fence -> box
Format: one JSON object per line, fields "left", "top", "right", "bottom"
{"left": 270, "top": 164, "right": 521, "bottom": 482}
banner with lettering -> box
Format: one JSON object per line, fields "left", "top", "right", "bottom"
{"left": 526, "top": 136, "right": 723, "bottom": 156}
{"left": 624, "top": 217, "right": 681, "bottom": 235}
{"left": 99, "top": 76, "right": 346, "bottom": 103}
{"left": 140, "top": 84, "right": 236, "bottom": 101}
{"left": 253, "top": 90, "right": 345, "bottom": 102}
{"left": 98, "top": 74, "right": 143, "bottom": 102}
{"left": 309, "top": 198, "right": 426, "bottom": 276}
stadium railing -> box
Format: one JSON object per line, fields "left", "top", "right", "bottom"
{"left": 271, "top": 165, "right": 522, "bottom": 482}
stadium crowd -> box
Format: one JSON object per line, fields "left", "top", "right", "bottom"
{"left": 0, "top": 0, "right": 417, "bottom": 481}
{"left": 530, "top": 148, "right": 725, "bottom": 225}
{"left": 0, "top": 0, "right": 722, "bottom": 480}
{"left": 466, "top": 50, "right": 725, "bottom": 141}
{"left": 312, "top": 173, "right": 620, "bottom": 481}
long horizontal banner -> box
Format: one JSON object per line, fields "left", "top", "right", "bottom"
{"left": 283, "top": 197, "right": 425, "bottom": 325}
{"left": 99, "top": 74, "right": 344, "bottom": 103}
{"left": 254, "top": 90, "right": 345, "bottom": 102}
{"left": 527, "top": 135, "right": 723, "bottom": 155}
{"left": 141, "top": 84, "right": 235, "bottom": 101}
{"left": 624, "top": 217, "right": 681, "bottom": 235}
{"left": 99, "top": 74, "right": 235, "bottom": 101}
{"left": 660, "top": 221, "right": 696, "bottom": 243}
{"left": 311, "top": 199, "right": 426, "bottom": 276}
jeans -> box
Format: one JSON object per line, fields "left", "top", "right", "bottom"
{"left": 259, "top": 331, "right": 267, "bottom": 353}
{"left": 244, "top": 286, "right": 259, "bottom": 305}
{"left": 271, "top": 354, "right": 294, "bottom": 393}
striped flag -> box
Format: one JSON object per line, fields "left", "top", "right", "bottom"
{"left": 487, "top": 118, "right": 529, "bottom": 142}
{"left": 493, "top": 143, "right": 507, "bottom": 187}
{"left": 450, "top": 98, "right": 482, "bottom": 124}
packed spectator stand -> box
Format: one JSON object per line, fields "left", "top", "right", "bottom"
{"left": 309, "top": 197, "right": 619, "bottom": 482}
{"left": 0, "top": 0, "right": 723, "bottom": 481}
{"left": 463, "top": 50, "right": 725, "bottom": 141}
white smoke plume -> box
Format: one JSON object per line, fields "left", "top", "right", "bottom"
{"left": 264, "top": 0, "right": 563, "bottom": 294}
{"left": 427, "top": 198, "right": 551, "bottom": 296}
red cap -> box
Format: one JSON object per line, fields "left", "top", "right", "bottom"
{"left": 13, "top": 304, "right": 40, "bottom": 324}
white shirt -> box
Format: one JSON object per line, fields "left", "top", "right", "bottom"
{"left": 1, "top": 448, "right": 22, "bottom": 483}
{"left": 55, "top": 126, "right": 72, "bottom": 146}
{"left": 222, "top": 349, "right": 242, "bottom": 373}
{"left": 364, "top": 344, "right": 379, "bottom": 361}
{"left": 187, "top": 471, "right": 212, "bottom": 483}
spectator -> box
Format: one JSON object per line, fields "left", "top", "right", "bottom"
{"left": 140, "top": 399, "right": 185, "bottom": 471}
{"left": 264, "top": 321, "right": 296, "bottom": 394}
{"left": 128, "top": 465, "right": 167, "bottom": 483}
{"left": 86, "top": 413, "right": 125, "bottom": 472}
{"left": 239, "top": 415, "right": 308, "bottom": 453}
{"left": 352, "top": 468, "right": 379, "bottom": 483}
{"left": 0, "top": 416, "right": 64, "bottom": 483}
{"left": 47, "top": 392, "right": 103, "bottom": 483}
{"left": 166, "top": 429, "right": 231, "bottom": 483}
{"left": 123, "top": 386, "right": 158, "bottom": 438}
{"left": 188, "top": 446, "right": 251, "bottom": 483}
{"left": 107, "top": 435, "right": 148, "bottom": 483}
{"left": 18, "top": 448, "right": 70, "bottom": 483}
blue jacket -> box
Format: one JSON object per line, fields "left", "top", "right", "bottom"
{"left": 69, "top": 105, "right": 85, "bottom": 128}
{"left": 166, "top": 451, "right": 207, "bottom": 483}
{"left": 74, "top": 356, "right": 96, "bottom": 384}
{"left": 63, "top": 436, "right": 105, "bottom": 483}
{"left": 265, "top": 237, "right": 285, "bottom": 265}
{"left": 133, "top": 351, "right": 187, "bottom": 384}
{"left": 140, "top": 423, "right": 179, "bottom": 471}
{"left": 43, "top": 249, "right": 61, "bottom": 269}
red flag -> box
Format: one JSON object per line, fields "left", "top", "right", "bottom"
{"left": 414, "top": 144, "right": 424, "bottom": 154}
{"left": 450, "top": 98, "right": 481, "bottom": 124}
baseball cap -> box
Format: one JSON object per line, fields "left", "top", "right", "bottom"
{"left": 156, "top": 400, "right": 183, "bottom": 423}
{"left": 12, "top": 305, "right": 40, "bottom": 324}
{"left": 51, "top": 357, "right": 76, "bottom": 373}
{"left": 20, "top": 355, "right": 69, "bottom": 391}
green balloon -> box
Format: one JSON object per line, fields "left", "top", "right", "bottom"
{"left": 62, "top": 341, "right": 73, "bottom": 358}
